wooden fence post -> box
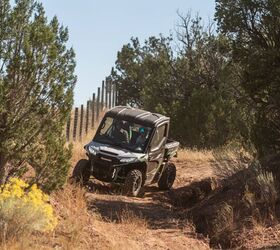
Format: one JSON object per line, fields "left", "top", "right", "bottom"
{"left": 68, "top": 80, "right": 117, "bottom": 141}
{"left": 108, "top": 80, "right": 112, "bottom": 109}
{"left": 112, "top": 84, "right": 116, "bottom": 107}
{"left": 96, "top": 87, "right": 100, "bottom": 121}
{"left": 66, "top": 117, "right": 71, "bottom": 141}
{"left": 91, "top": 93, "right": 95, "bottom": 128}
{"left": 73, "top": 107, "right": 79, "bottom": 141}
{"left": 105, "top": 79, "right": 108, "bottom": 108}
{"left": 79, "top": 104, "right": 84, "bottom": 140}
{"left": 85, "top": 100, "right": 90, "bottom": 135}
{"left": 115, "top": 83, "right": 118, "bottom": 106}
{"left": 101, "top": 80, "right": 105, "bottom": 110}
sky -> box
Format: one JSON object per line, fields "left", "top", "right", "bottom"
{"left": 40, "top": 1, "right": 216, "bottom": 106}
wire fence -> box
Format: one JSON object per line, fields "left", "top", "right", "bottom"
{"left": 66, "top": 79, "right": 117, "bottom": 141}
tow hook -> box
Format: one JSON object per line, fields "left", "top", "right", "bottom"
{"left": 112, "top": 168, "right": 117, "bottom": 179}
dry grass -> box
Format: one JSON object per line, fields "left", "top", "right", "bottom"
{"left": 232, "top": 222, "right": 280, "bottom": 249}
{"left": 174, "top": 145, "right": 252, "bottom": 187}
{"left": 68, "top": 108, "right": 106, "bottom": 166}
{"left": 49, "top": 184, "right": 150, "bottom": 250}
{"left": 69, "top": 127, "right": 96, "bottom": 167}
{"left": 211, "top": 202, "right": 234, "bottom": 240}
{"left": 50, "top": 184, "right": 100, "bottom": 249}
{"left": 3, "top": 183, "right": 101, "bottom": 250}
{"left": 212, "top": 144, "right": 253, "bottom": 179}
{"left": 4, "top": 183, "right": 151, "bottom": 250}
{"left": 93, "top": 209, "right": 150, "bottom": 250}
{"left": 116, "top": 208, "right": 147, "bottom": 228}
{"left": 51, "top": 185, "right": 149, "bottom": 250}
{"left": 177, "top": 148, "right": 214, "bottom": 162}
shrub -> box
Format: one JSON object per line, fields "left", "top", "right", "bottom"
{"left": 0, "top": 178, "right": 57, "bottom": 243}
{"left": 247, "top": 169, "right": 278, "bottom": 219}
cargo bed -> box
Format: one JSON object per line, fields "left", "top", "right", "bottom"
{"left": 164, "top": 139, "right": 179, "bottom": 160}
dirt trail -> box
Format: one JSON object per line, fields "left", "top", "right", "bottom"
{"left": 85, "top": 153, "right": 214, "bottom": 249}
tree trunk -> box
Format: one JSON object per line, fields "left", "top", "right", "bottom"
{"left": 0, "top": 153, "right": 8, "bottom": 185}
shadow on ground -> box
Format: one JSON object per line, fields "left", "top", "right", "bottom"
{"left": 86, "top": 180, "right": 187, "bottom": 230}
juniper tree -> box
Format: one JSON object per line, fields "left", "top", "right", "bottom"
{"left": 215, "top": 0, "right": 280, "bottom": 156}
{"left": 110, "top": 13, "right": 247, "bottom": 148}
{"left": 0, "top": 0, "right": 76, "bottom": 190}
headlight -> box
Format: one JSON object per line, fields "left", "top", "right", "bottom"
{"left": 120, "top": 157, "right": 137, "bottom": 163}
{"left": 88, "top": 147, "right": 97, "bottom": 156}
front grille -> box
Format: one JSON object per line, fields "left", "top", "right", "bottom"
{"left": 92, "top": 162, "right": 114, "bottom": 182}
{"left": 96, "top": 153, "right": 119, "bottom": 165}
{"left": 91, "top": 153, "right": 119, "bottom": 182}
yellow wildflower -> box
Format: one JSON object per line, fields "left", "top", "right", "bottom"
{"left": 0, "top": 178, "right": 57, "bottom": 232}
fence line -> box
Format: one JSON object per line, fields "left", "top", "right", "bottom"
{"left": 66, "top": 79, "right": 117, "bottom": 142}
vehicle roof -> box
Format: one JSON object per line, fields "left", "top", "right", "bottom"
{"left": 105, "top": 106, "right": 169, "bottom": 127}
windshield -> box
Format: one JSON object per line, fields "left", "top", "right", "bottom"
{"left": 94, "top": 116, "right": 152, "bottom": 153}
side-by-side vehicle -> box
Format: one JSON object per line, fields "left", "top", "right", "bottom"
{"left": 72, "top": 106, "right": 179, "bottom": 197}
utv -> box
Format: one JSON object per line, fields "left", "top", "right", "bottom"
{"left": 72, "top": 106, "right": 180, "bottom": 197}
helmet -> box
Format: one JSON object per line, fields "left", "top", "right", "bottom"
{"left": 139, "top": 127, "right": 145, "bottom": 134}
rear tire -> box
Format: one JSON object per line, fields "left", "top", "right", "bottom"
{"left": 123, "top": 169, "right": 143, "bottom": 197}
{"left": 158, "top": 163, "right": 176, "bottom": 190}
{"left": 71, "top": 159, "right": 91, "bottom": 184}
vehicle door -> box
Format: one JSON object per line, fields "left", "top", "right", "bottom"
{"left": 146, "top": 123, "right": 168, "bottom": 183}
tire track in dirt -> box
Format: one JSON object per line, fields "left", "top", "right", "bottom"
{"left": 85, "top": 155, "right": 214, "bottom": 249}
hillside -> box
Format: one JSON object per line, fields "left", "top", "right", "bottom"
{"left": 2, "top": 127, "right": 279, "bottom": 250}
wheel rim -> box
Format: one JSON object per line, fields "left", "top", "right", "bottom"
{"left": 133, "top": 175, "right": 142, "bottom": 193}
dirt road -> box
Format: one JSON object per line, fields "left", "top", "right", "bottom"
{"left": 85, "top": 151, "right": 214, "bottom": 249}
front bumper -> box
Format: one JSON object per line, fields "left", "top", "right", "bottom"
{"left": 89, "top": 153, "right": 124, "bottom": 183}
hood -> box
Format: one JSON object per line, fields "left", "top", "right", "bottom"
{"left": 85, "top": 141, "right": 146, "bottom": 161}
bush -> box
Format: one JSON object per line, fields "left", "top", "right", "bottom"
{"left": 29, "top": 133, "right": 72, "bottom": 192}
{"left": 0, "top": 0, "right": 76, "bottom": 189}
{"left": 0, "top": 178, "right": 57, "bottom": 243}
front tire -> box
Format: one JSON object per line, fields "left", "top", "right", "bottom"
{"left": 123, "top": 169, "right": 143, "bottom": 197}
{"left": 71, "top": 159, "right": 91, "bottom": 184}
{"left": 158, "top": 163, "right": 176, "bottom": 190}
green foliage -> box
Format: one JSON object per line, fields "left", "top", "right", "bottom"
{"left": 215, "top": 0, "right": 280, "bottom": 156}
{"left": 28, "top": 133, "right": 72, "bottom": 192}
{"left": 111, "top": 13, "right": 248, "bottom": 148}
{"left": 0, "top": 0, "right": 76, "bottom": 191}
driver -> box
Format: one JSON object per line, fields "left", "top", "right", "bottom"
{"left": 111, "top": 120, "right": 129, "bottom": 143}
{"left": 135, "top": 127, "right": 147, "bottom": 147}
